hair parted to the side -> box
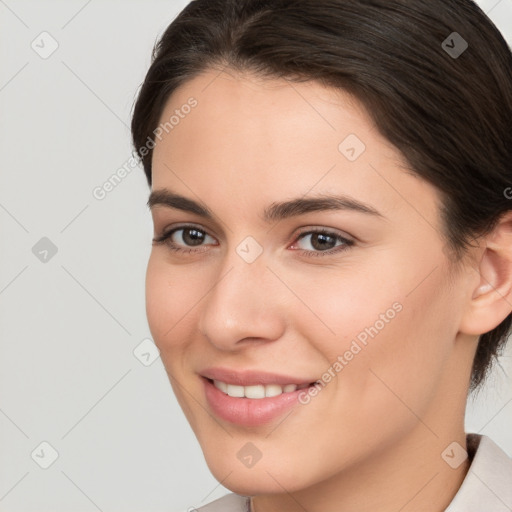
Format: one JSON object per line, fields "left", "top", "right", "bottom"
{"left": 131, "top": 0, "right": 512, "bottom": 391}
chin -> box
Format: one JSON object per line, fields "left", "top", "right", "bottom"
{"left": 211, "top": 469, "right": 291, "bottom": 496}
{"left": 203, "top": 451, "right": 318, "bottom": 496}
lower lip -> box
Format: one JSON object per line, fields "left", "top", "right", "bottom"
{"left": 203, "top": 378, "right": 310, "bottom": 426}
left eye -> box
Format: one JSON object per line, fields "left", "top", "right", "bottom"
{"left": 292, "top": 230, "right": 351, "bottom": 252}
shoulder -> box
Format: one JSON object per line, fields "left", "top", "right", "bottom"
{"left": 179, "top": 493, "right": 250, "bottom": 512}
{"left": 446, "top": 434, "right": 512, "bottom": 512}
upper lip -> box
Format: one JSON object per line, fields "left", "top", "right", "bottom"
{"left": 200, "top": 367, "right": 316, "bottom": 386}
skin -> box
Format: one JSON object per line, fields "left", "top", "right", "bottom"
{"left": 146, "top": 67, "right": 512, "bottom": 512}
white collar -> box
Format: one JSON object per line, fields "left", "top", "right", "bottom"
{"left": 445, "top": 434, "right": 512, "bottom": 511}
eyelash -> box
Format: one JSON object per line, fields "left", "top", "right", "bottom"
{"left": 152, "top": 224, "right": 355, "bottom": 257}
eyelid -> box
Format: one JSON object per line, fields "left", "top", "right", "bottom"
{"left": 293, "top": 225, "right": 355, "bottom": 242}
{"left": 289, "top": 227, "right": 355, "bottom": 255}
{"left": 153, "top": 223, "right": 218, "bottom": 245}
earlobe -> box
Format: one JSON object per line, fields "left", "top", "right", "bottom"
{"left": 460, "top": 211, "right": 512, "bottom": 335}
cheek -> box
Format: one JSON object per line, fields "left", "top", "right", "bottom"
{"left": 291, "top": 255, "right": 455, "bottom": 415}
{"left": 279, "top": 260, "right": 405, "bottom": 359}
{"left": 145, "top": 254, "right": 205, "bottom": 423}
{"left": 337, "top": 272, "right": 454, "bottom": 424}
{"left": 145, "top": 254, "right": 199, "bottom": 356}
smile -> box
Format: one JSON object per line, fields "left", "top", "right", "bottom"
{"left": 212, "top": 379, "right": 311, "bottom": 399}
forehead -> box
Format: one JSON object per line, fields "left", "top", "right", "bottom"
{"left": 154, "top": 68, "right": 377, "bottom": 165}
{"left": 151, "top": 68, "right": 439, "bottom": 227}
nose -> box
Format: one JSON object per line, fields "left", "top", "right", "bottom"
{"left": 197, "top": 254, "right": 287, "bottom": 351}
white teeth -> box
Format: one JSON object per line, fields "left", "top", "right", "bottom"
{"left": 214, "top": 380, "right": 228, "bottom": 393}
{"left": 226, "top": 384, "right": 245, "bottom": 397}
{"left": 213, "top": 380, "right": 304, "bottom": 399}
{"left": 245, "top": 385, "right": 265, "bottom": 399}
{"left": 266, "top": 384, "right": 284, "bottom": 397}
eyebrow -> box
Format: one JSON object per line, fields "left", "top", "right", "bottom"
{"left": 147, "top": 188, "right": 384, "bottom": 223}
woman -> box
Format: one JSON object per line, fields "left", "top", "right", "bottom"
{"left": 131, "top": 0, "right": 512, "bottom": 510}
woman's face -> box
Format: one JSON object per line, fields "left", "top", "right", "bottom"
{"left": 147, "top": 69, "right": 477, "bottom": 495}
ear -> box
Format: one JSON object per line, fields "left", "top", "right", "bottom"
{"left": 459, "top": 211, "right": 512, "bottom": 336}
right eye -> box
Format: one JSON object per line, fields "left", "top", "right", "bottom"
{"left": 152, "top": 225, "right": 218, "bottom": 253}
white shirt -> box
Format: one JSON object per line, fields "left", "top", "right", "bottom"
{"left": 190, "top": 434, "right": 512, "bottom": 512}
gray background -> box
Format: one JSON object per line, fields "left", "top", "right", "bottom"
{"left": 0, "top": 1, "right": 511, "bottom": 511}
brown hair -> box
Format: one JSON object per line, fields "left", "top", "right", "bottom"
{"left": 131, "top": 0, "right": 512, "bottom": 390}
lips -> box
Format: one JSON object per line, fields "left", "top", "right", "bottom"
{"left": 200, "top": 367, "right": 316, "bottom": 387}
{"left": 200, "top": 367, "right": 318, "bottom": 426}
